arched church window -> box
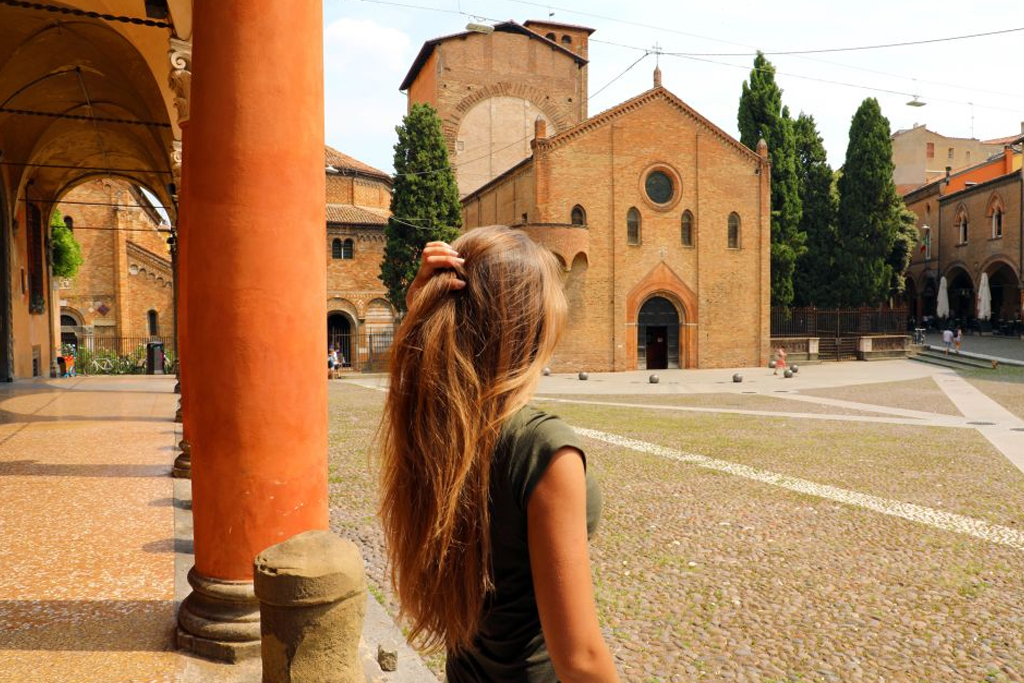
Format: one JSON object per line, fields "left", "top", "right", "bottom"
{"left": 957, "top": 210, "right": 968, "bottom": 244}
{"left": 561, "top": 35, "right": 572, "bottom": 45}
{"left": 332, "top": 238, "right": 342, "bottom": 259}
{"left": 342, "top": 239, "right": 354, "bottom": 260}
{"left": 63, "top": 216, "right": 74, "bottom": 232}
{"left": 148, "top": 310, "right": 159, "bottom": 336}
{"left": 681, "top": 210, "right": 694, "bottom": 247}
{"left": 728, "top": 212, "right": 741, "bottom": 249}
{"left": 545, "top": 32, "right": 556, "bottom": 41}
{"left": 627, "top": 208, "right": 641, "bottom": 245}
{"left": 571, "top": 205, "right": 586, "bottom": 226}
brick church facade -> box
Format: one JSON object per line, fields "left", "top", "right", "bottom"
{"left": 56, "top": 179, "right": 175, "bottom": 356}
{"left": 403, "top": 20, "right": 770, "bottom": 370}
{"left": 324, "top": 146, "right": 396, "bottom": 369}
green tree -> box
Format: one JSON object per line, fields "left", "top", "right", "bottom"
{"left": 835, "top": 98, "right": 905, "bottom": 307}
{"left": 49, "top": 209, "right": 83, "bottom": 278}
{"left": 380, "top": 103, "right": 462, "bottom": 313}
{"left": 791, "top": 113, "right": 837, "bottom": 307}
{"left": 887, "top": 206, "right": 919, "bottom": 301}
{"left": 738, "top": 52, "right": 805, "bottom": 307}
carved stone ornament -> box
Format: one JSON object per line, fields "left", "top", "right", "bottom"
{"left": 170, "top": 139, "right": 183, "bottom": 190}
{"left": 168, "top": 38, "right": 192, "bottom": 125}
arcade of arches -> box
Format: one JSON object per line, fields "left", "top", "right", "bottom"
{"left": 2, "top": 0, "right": 336, "bottom": 663}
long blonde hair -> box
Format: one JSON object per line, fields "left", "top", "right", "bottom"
{"left": 380, "top": 225, "right": 567, "bottom": 653}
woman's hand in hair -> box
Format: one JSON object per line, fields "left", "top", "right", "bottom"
{"left": 406, "top": 241, "right": 466, "bottom": 309}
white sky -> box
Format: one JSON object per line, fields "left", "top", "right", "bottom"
{"left": 323, "top": 0, "right": 1024, "bottom": 174}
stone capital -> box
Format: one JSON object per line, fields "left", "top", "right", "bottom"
{"left": 168, "top": 37, "right": 192, "bottom": 125}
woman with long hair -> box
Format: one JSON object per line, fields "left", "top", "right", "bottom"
{"left": 380, "top": 226, "right": 619, "bottom": 683}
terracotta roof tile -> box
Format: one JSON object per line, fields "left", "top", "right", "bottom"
{"left": 326, "top": 204, "right": 389, "bottom": 226}
{"left": 324, "top": 146, "right": 391, "bottom": 180}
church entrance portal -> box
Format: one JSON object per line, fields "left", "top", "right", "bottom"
{"left": 638, "top": 296, "right": 680, "bottom": 370}
{"left": 327, "top": 313, "right": 352, "bottom": 368}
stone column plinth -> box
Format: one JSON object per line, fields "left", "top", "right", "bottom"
{"left": 254, "top": 531, "right": 367, "bottom": 683}
{"left": 175, "top": 0, "right": 328, "bottom": 662}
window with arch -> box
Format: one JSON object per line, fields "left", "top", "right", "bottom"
{"left": 727, "top": 212, "right": 741, "bottom": 249}
{"left": 957, "top": 211, "right": 968, "bottom": 244}
{"left": 331, "top": 238, "right": 342, "bottom": 259}
{"left": 989, "top": 196, "right": 1004, "bottom": 239}
{"left": 681, "top": 210, "right": 694, "bottom": 247}
{"left": 545, "top": 32, "right": 556, "bottom": 41}
{"left": 561, "top": 35, "right": 572, "bottom": 45}
{"left": 342, "top": 238, "right": 354, "bottom": 259}
{"left": 626, "top": 207, "right": 641, "bottom": 245}
{"left": 63, "top": 215, "right": 74, "bottom": 232}
{"left": 148, "top": 310, "right": 159, "bottom": 336}
{"left": 570, "top": 205, "right": 586, "bottom": 226}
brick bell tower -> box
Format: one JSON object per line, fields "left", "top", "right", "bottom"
{"left": 400, "top": 20, "right": 594, "bottom": 197}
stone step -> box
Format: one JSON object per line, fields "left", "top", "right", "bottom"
{"left": 911, "top": 352, "right": 994, "bottom": 371}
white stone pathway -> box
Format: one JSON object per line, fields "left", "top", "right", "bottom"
{"left": 929, "top": 369, "right": 1024, "bottom": 473}
{"left": 537, "top": 395, "right": 972, "bottom": 428}
{"left": 574, "top": 427, "right": 1024, "bottom": 552}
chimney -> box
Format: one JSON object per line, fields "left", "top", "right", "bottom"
{"left": 1005, "top": 145, "right": 1014, "bottom": 172}
{"left": 945, "top": 166, "right": 951, "bottom": 184}
{"left": 534, "top": 116, "right": 547, "bottom": 141}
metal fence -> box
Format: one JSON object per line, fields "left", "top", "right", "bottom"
{"left": 771, "top": 307, "right": 908, "bottom": 338}
{"left": 60, "top": 336, "right": 177, "bottom": 375}
{"left": 328, "top": 328, "right": 395, "bottom": 373}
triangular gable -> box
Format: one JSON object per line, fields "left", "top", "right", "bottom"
{"left": 542, "top": 87, "right": 761, "bottom": 163}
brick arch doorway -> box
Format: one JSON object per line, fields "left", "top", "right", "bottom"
{"left": 638, "top": 296, "right": 681, "bottom": 370}
{"left": 327, "top": 312, "right": 354, "bottom": 368}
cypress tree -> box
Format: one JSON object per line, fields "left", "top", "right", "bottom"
{"left": 738, "top": 52, "right": 804, "bottom": 307}
{"left": 835, "top": 98, "right": 903, "bottom": 307}
{"left": 381, "top": 103, "right": 462, "bottom": 313}
{"left": 791, "top": 113, "right": 837, "bottom": 307}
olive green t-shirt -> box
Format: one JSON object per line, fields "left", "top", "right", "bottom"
{"left": 446, "top": 405, "right": 603, "bottom": 683}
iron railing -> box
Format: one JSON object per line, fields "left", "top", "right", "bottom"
{"left": 60, "top": 336, "right": 177, "bottom": 375}
{"left": 328, "top": 329, "right": 395, "bottom": 373}
{"left": 772, "top": 307, "right": 909, "bottom": 338}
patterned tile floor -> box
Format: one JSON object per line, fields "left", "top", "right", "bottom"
{"left": 0, "top": 377, "right": 251, "bottom": 683}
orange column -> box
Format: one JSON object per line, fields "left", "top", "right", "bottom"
{"left": 176, "top": 0, "right": 327, "bottom": 661}
{"left": 172, "top": 123, "right": 191, "bottom": 479}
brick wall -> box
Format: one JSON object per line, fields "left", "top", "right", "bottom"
{"left": 56, "top": 179, "right": 174, "bottom": 341}
{"left": 462, "top": 90, "right": 770, "bottom": 370}
{"left": 407, "top": 29, "right": 586, "bottom": 196}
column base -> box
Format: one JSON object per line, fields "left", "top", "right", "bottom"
{"left": 172, "top": 439, "right": 191, "bottom": 479}
{"left": 177, "top": 567, "right": 261, "bottom": 662}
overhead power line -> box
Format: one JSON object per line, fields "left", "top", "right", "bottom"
{"left": 0, "top": 161, "right": 172, "bottom": 175}
{"left": 0, "top": 0, "right": 172, "bottom": 28}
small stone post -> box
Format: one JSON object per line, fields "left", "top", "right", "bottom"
{"left": 254, "top": 530, "right": 367, "bottom": 683}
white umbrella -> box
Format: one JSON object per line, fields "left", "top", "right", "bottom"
{"left": 978, "top": 272, "right": 992, "bottom": 321}
{"left": 936, "top": 276, "right": 949, "bottom": 318}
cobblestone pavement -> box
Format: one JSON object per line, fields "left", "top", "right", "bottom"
{"left": 325, "top": 362, "right": 1024, "bottom": 683}
{"left": 328, "top": 370, "right": 1024, "bottom": 683}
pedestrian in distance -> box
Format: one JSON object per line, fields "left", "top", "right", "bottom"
{"left": 955, "top": 327, "right": 963, "bottom": 354}
{"left": 773, "top": 345, "right": 787, "bottom": 375}
{"left": 380, "top": 226, "right": 620, "bottom": 683}
{"left": 942, "top": 327, "right": 954, "bottom": 355}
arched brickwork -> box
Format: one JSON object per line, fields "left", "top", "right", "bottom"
{"left": 442, "top": 81, "right": 573, "bottom": 149}
{"left": 625, "top": 262, "right": 698, "bottom": 369}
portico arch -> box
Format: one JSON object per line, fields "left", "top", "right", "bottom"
{"left": 945, "top": 264, "right": 975, "bottom": 321}
{"left": 327, "top": 304, "right": 357, "bottom": 367}
{"left": 625, "top": 262, "right": 698, "bottom": 369}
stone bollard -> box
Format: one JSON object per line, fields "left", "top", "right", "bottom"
{"left": 254, "top": 530, "right": 367, "bottom": 683}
